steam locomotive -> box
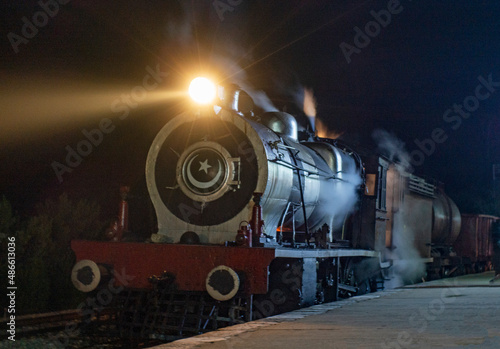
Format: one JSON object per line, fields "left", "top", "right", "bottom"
{"left": 70, "top": 77, "right": 498, "bottom": 340}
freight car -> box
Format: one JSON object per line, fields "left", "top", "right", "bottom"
{"left": 446, "top": 214, "right": 499, "bottom": 276}
{"left": 70, "top": 77, "right": 487, "bottom": 341}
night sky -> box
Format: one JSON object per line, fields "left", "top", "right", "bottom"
{"left": 1, "top": 0, "right": 500, "bottom": 222}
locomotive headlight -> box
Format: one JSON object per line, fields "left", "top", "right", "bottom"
{"left": 188, "top": 77, "right": 216, "bottom": 104}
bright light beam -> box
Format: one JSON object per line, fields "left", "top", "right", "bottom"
{"left": 0, "top": 74, "right": 185, "bottom": 144}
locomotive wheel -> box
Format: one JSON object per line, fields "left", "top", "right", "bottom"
{"left": 253, "top": 259, "right": 303, "bottom": 319}
{"left": 338, "top": 258, "right": 380, "bottom": 298}
{"left": 339, "top": 259, "right": 365, "bottom": 298}
{"left": 317, "top": 258, "right": 339, "bottom": 303}
{"left": 339, "top": 262, "right": 357, "bottom": 298}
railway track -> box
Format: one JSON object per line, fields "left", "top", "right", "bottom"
{"left": 1, "top": 308, "right": 114, "bottom": 337}
{"left": 1, "top": 308, "right": 168, "bottom": 348}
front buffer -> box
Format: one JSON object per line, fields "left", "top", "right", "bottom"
{"left": 71, "top": 240, "right": 276, "bottom": 339}
{"left": 71, "top": 240, "right": 275, "bottom": 295}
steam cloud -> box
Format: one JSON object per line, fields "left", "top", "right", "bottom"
{"left": 372, "top": 129, "right": 425, "bottom": 288}
{"left": 319, "top": 171, "right": 363, "bottom": 235}
{"left": 372, "top": 129, "right": 414, "bottom": 174}
{"left": 303, "top": 87, "right": 317, "bottom": 132}
{"left": 207, "top": 55, "right": 280, "bottom": 113}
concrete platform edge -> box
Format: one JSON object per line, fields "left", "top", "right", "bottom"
{"left": 153, "top": 289, "right": 403, "bottom": 348}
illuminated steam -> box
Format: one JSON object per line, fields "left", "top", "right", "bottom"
{"left": 372, "top": 129, "right": 425, "bottom": 287}
{"left": 213, "top": 54, "right": 278, "bottom": 111}
{"left": 319, "top": 171, "right": 362, "bottom": 234}
{"left": 212, "top": 55, "right": 278, "bottom": 112}
{"left": 315, "top": 119, "right": 343, "bottom": 139}
{"left": 300, "top": 87, "right": 343, "bottom": 139}
{"left": 372, "top": 129, "right": 414, "bottom": 173}
{"left": 388, "top": 200, "right": 427, "bottom": 288}
{"left": 303, "top": 87, "right": 317, "bottom": 131}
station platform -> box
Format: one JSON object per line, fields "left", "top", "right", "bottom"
{"left": 155, "top": 271, "right": 500, "bottom": 349}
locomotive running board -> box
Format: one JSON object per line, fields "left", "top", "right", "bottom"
{"left": 274, "top": 248, "right": 380, "bottom": 258}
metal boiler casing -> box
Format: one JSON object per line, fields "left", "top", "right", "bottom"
{"left": 146, "top": 108, "right": 360, "bottom": 244}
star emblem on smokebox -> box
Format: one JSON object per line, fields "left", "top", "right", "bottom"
{"left": 198, "top": 159, "right": 212, "bottom": 174}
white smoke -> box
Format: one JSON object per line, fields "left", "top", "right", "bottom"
{"left": 372, "top": 129, "right": 414, "bottom": 173}
{"left": 211, "top": 55, "right": 278, "bottom": 112}
{"left": 372, "top": 129, "right": 425, "bottom": 288}
{"left": 323, "top": 172, "right": 362, "bottom": 233}
{"left": 386, "top": 208, "right": 426, "bottom": 288}
{"left": 240, "top": 87, "right": 278, "bottom": 112}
